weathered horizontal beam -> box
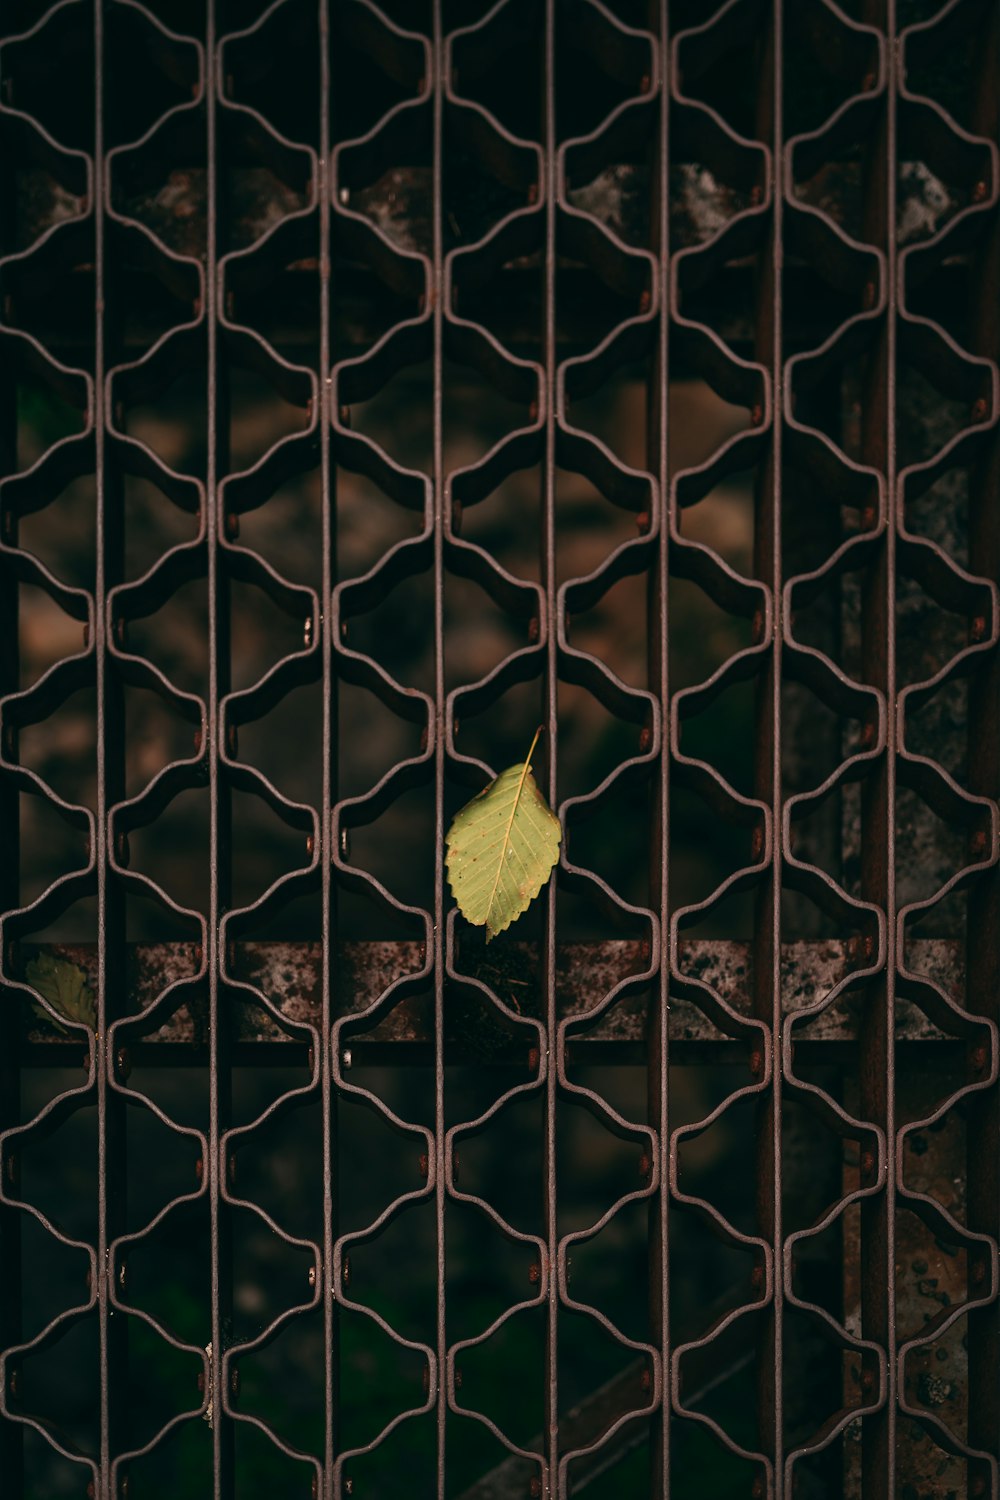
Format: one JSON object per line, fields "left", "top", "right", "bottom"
{"left": 15, "top": 939, "right": 964, "bottom": 1062}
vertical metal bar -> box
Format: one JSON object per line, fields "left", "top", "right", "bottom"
{"left": 859, "top": 3, "right": 897, "bottom": 1492}
{"left": 967, "top": 523, "right": 1000, "bottom": 1474}
{"left": 751, "top": 4, "right": 784, "bottom": 1491}
{"left": 0, "top": 46, "right": 22, "bottom": 1490}
{"left": 542, "top": 2, "right": 559, "bottom": 1492}
{"left": 965, "top": 5, "right": 1000, "bottom": 1476}
{"left": 0, "top": 929, "right": 19, "bottom": 1500}
{"left": 431, "top": 6, "right": 448, "bottom": 1495}
{"left": 648, "top": 7, "right": 670, "bottom": 1496}
{"left": 206, "top": 7, "right": 233, "bottom": 1495}
{"left": 318, "top": 2, "right": 337, "bottom": 1492}
{"left": 94, "top": 2, "right": 127, "bottom": 1492}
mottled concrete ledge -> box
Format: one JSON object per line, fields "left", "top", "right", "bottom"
{"left": 16, "top": 939, "right": 964, "bottom": 1059}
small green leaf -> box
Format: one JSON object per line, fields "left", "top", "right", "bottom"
{"left": 25, "top": 953, "right": 96, "bottom": 1032}
{"left": 446, "top": 728, "right": 560, "bottom": 941}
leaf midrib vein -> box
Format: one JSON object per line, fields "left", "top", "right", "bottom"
{"left": 483, "top": 756, "right": 537, "bottom": 928}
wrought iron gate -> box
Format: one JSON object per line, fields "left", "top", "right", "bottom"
{"left": 1, "top": 0, "right": 998, "bottom": 1496}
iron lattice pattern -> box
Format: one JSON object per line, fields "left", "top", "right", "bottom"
{"left": 1, "top": 0, "right": 999, "bottom": 1496}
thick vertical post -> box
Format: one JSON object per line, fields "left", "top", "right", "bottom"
{"left": 542, "top": 2, "right": 560, "bottom": 1493}
{"left": 206, "top": 8, "right": 234, "bottom": 1494}
{"left": 751, "top": 4, "right": 785, "bottom": 1492}
{"left": 94, "top": 2, "right": 128, "bottom": 1492}
{"left": 318, "top": 2, "right": 337, "bottom": 1492}
{"left": 0, "top": 41, "right": 21, "bottom": 1494}
{"left": 859, "top": 3, "right": 898, "bottom": 1494}
{"left": 649, "top": 6, "right": 670, "bottom": 1495}
{"left": 431, "top": 7, "right": 448, "bottom": 1496}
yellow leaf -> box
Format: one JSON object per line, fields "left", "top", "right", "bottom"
{"left": 446, "top": 729, "right": 560, "bottom": 941}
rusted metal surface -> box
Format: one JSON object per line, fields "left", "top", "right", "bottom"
{"left": 843, "top": 1069, "right": 973, "bottom": 1500}
{"left": 0, "top": 1, "right": 998, "bottom": 1498}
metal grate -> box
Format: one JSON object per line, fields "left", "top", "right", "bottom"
{"left": 0, "top": 0, "right": 998, "bottom": 1496}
